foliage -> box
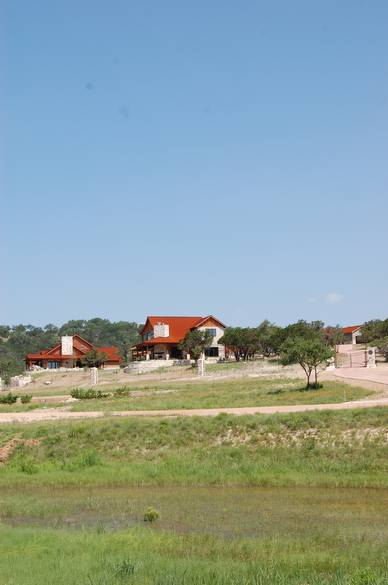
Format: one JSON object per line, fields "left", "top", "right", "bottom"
{"left": 361, "top": 319, "right": 388, "bottom": 343}
{"left": 143, "top": 506, "right": 160, "bottom": 523}
{"left": 81, "top": 349, "right": 109, "bottom": 368}
{"left": 322, "top": 325, "right": 345, "bottom": 347}
{"left": 220, "top": 320, "right": 341, "bottom": 361}
{"left": 20, "top": 394, "right": 32, "bottom": 404}
{"left": 178, "top": 329, "right": 213, "bottom": 362}
{"left": 0, "top": 392, "right": 18, "bottom": 404}
{"left": 0, "top": 348, "right": 24, "bottom": 385}
{"left": 280, "top": 336, "right": 334, "bottom": 388}
{"left": 372, "top": 337, "right": 388, "bottom": 362}
{"left": 70, "top": 388, "right": 110, "bottom": 400}
{"left": 219, "top": 322, "right": 280, "bottom": 361}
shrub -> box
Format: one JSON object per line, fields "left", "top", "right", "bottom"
{"left": 114, "top": 386, "right": 130, "bottom": 397}
{"left": 143, "top": 506, "right": 160, "bottom": 523}
{"left": 112, "top": 559, "right": 135, "bottom": 577}
{"left": 78, "top": 449, "right": 102, "bottom": 468}
{"left": 20, "top": 394, "right": 32, "bottom": 404}
{"left": 0, "top": 392, "right": 17, "bottom": 404}
{"left": 18, "top": 459, "right": 38, "bottom": 474}
{"left": 70, "top": 388, "right": 110, "bottom": 400}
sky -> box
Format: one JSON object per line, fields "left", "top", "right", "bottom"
{"left": 2, "top": 0, "right": 388, "bottom": 327}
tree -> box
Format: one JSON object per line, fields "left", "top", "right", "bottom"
{"left": 178, "top": 330, "right": 213, "bottom": 363}
{"left": 280, "top": 336, "right": 333, "bottom": 389}
{"left": 372, "top": 337, "right": 388, "bottom": 362}
{"left": 255, "top": 321, "right": 281, "bottom": 357}
{"left": 81, "top": 349, "right": 109, "bottom": 368}
{"left": 219, "top": 328, "right": 249, "bottom": 361}
{"left": 0, "top": 349, "right": 23, "bottom": 386}
{"left": 323, "top": 325, "right": 345, "bottom": 347}
{"left": 361, "top": 320, "right": 388, "bottom": 343}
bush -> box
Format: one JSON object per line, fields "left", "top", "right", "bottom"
{"left": 18, "top": 459, "right": 38, "bottom": 474}
{"left": 78, "top": 449, "right": 102, "bottom": 468}
{"left": 70, "top": 388, "right": 110, "bottom": 400}
{"left": 0, "top": 392, "right": 17, "bottom": 404}
{"left": 143, "top": 506, "right": 160, "bottom": 523}
{"left": 20, "top": 394, "right": 32, "bottom": 404}
{"left": 112, "top": 559, "right": 135, "bottom": 577}
{"left": 114, "top": 386, "right": 130, "bottom": 397}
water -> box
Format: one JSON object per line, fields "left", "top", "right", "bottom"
{"left": 2, "top": 485, "right": 388, "bottom": 540}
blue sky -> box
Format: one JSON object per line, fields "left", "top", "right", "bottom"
{"left": 2, "top": 0, "right": 388, "bottom": 327}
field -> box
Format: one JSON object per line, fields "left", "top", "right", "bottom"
{"left": 3, "top": 375, "right": 373, "bottom": 415}
{"left": 1, "top": 368, "right": 388, "bottom": 584}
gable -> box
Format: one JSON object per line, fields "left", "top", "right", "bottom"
{"left": 72, "top": 335, "right": 94, "bottom": 354}
{"left": 194, "top": 316, "right": 226, "bottom": 330}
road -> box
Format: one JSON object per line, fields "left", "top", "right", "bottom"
{"left": 1, "top": 397, "right": 388, "bottom": 424}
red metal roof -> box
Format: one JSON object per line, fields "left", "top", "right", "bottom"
{"left": 139, "top": 315, "right": 225, "bottom": 344}
{"left": 343, "top": 325, "right": 362, "bottom": 334}
{"left": 26, "top": 335, "right": 120, "bottom": 363}
{"left": 97, "top": 347, "right": 121, "bottom": 362}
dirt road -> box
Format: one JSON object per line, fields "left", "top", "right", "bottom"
{"left": 1, "top": 397, "right": 388, "bottom": 424}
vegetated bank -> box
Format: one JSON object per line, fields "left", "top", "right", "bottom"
{"left": 1, "top": 407, "right": 388, "bottom": 488}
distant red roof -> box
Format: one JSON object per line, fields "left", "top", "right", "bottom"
{"left": 343, "top": 325, "right": 362, "bottom": 335}
{"left": 26, "top": 334, "right": 120, "bottom": 363}
{"left": 138, "top": 315, "right": 225, "bottom": 345}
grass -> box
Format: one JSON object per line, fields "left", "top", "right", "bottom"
{"left": 1, "top": 409, "right": 388, "bottom": 583}
{"left": 67, "top": 379, "right": 370, "bottom": 412}
{"left": 1, "top": 520, "right": 388, "bottom": 584}
{"left": 1, "top": 407, "right": 388, "bottom": 488}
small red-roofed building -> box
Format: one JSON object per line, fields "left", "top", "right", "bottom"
{"left": 342, "top": 325, "right": 362, "bottom": 345}
{"left": 132, "top": 315, "right": 226, "bottom": 361}
{"left": 26, "top": 334, "right": 121, "bottom": 369}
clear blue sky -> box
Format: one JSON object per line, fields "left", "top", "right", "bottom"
{"left": 2, "top": 0, "right": 388, "bottom": 327}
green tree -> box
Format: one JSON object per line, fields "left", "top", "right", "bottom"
{"left": 361, "top": 320, "right": 388, "bottom": 343}
{"left": 218, "top": 327, "right": 250, "bottom": 361}
{"left": 280, "top": 336, "right": 333, "bottom": 389}
{"left": 323, "top": 325, "right": 345, "bottom": 347}
{"left": 372, "top": 337, "right": 388, "bottom": 362}
{"left": 219, "top": 324, "right": 280, "bottom": 361}
{"left": 81, "top": 349, "right": 109, "bottom": 368}
{"left": 0, "top": 349, "right": 24, "bottom": 386}
{"left": 178, "top": 330, "right": 213, "bottom": 363}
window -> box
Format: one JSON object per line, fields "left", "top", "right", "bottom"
{"left": 206, "top": 328, "right": 217, "bottom": 337}
{"left": 205, "top": 347, "right": 219, "bottom": 357}
{"left": 143, "top": 331, "right": 154, "bottom": 341}
{"left": 48, "top": 361, "right": 59, "bottom": 369}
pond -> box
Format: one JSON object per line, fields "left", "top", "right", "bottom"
{"left": 1, "top": 485, "right": 388, "bottom": 540}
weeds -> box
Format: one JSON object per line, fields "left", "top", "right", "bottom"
{"left": 71, "top": 388, "right": 110, "bottom": 400}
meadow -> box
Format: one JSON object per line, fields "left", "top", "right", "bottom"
{"left": 3, "top": 378, "right": 372, "bottom": 413}
{"left": 69, "top": 378, "right": 370, "bottom": 411}
{"left": 1, "top": 407, "right": 388, "bottom": 583}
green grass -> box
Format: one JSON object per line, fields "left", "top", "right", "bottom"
{"left": 1, "top": 409, "right": 388, "bottom": 583}
{"left": 1, "top": 407, "right": 388, "bottom": 488}
{"left": 67, "top": 379, "right": 370, "bottom": 412}
{"left": 1, "top": 521, "right": 388, "bottom": 585}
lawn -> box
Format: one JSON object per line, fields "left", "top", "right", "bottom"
{"left": 68, "top": 378, "right": 371, "bottom": 412}
{"left": 1, "top": 408, "right": 388, "bottom": 584}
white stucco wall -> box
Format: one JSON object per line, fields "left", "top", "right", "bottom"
{"left": 197, "top": 326, "right": 225, "bottom": 358}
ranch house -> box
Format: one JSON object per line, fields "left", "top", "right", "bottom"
{"left": 132, "top": 315, "right": 226, "bottom": 361}
{"left": 26, "top": 334, "right": 121, "bottom": 369}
